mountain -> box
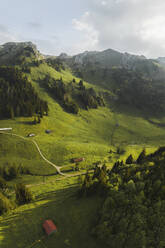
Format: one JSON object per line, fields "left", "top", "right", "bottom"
{"left": 60, "top": 48, "right": 165, "bottom": 83}
{"left": 1, "top": 42, "right": 165, "bottom": 248}
{"left": 0, "top": 41, "right": 43, "bottom": 66}
{"left": 53, "top": 48, "right": 165, "bottom": 116}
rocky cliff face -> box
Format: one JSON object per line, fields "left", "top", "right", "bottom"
{"left": 60, "top": 48, "right": 165, "bottom": 83}
{"left": 64, "top": 49, "right": 147, "bottom": 69}
{"left": 0, "top": 41, "right": 42, "bottom": 65}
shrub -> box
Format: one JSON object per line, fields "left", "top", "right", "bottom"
{"left": 0, "top": 192, "right": 14, "bottom": 215}
{"left": 0, "top": 177, "right": 7, "bottom": 191}
{"left": 15, "top": 183, "right": 34, "bottom": 205}
{"left": 2, "top": 165, "right": 19, "bottom": 181}
{"left": 116, "top": 147, "right": 125, "bottom": 155}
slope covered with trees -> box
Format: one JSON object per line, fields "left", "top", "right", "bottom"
{"left": 0, "top": 66, "right": 48, "bottom": 119}
{"left": 41, "top": 75, "right": 105, "bottom": 114}
{"left": 79, "top": 147, "right": 165, "bottom": 247}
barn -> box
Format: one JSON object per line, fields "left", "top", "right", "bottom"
{"left": 72, "top": 158, "right": 85, "bottom": 163}
{"left": 43, "top": 220, "right": 57, "bottom": 236}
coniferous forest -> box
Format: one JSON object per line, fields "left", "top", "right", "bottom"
{"left": 79, "top": 147, "right": 165, "bottom": 248}
{"left": 0, "top": 67, "right": 48, "bottom": 119}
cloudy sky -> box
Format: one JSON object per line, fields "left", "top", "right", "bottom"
{"left": 1, "top": 0, "right": 165, "bottom": 57}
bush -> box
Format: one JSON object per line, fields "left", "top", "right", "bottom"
{"left": 2, "top": 165, "right": 19, "bottom": 181}
{"left": 15, "top": 183, "right": 34, "bottom": 205}
{"left": 116, "top": 147, "right": 125, "bottom": 155}
{"left": 0, "top": 192, "right": 14, "bottom": 215}
{"left": 0, "top": 177, "right": 7, "bottom": 191}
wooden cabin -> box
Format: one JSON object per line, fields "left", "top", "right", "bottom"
{"left": 43, "top": 220, "right": 57, "bottom": 236}
{"left": 72, "top": 158, "right": 85, "bottom": 163}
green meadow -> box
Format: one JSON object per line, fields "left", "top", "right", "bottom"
{"left": 0, "top": 62, "right": 165, "bottom": 247}
{"left": 0, "top": 177, "right": 106, "bottom": 248}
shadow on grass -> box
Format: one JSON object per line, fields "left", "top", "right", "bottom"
{"left": 0, "top": 185, "right": 106, "bottom": 248}
{"left": 111, "top": 101, "right": 165, "bottom": 119}
{"left": 16, "top": 120, "right": 35, "bottom": 126}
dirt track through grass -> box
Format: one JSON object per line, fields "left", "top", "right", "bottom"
{"left": 0, "top": 131, "right": 65, "bottom": 176}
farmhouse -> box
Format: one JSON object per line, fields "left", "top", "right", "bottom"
{"left": 72, "top": 157, "right": 85, "bottom": 163}
{"left": 45, "top": 129, "right": 51, "bottom": 134}
{"left": 27, "top": 133, "right": 35, "bottom": 137}
{"left": 43, "top": 220, "right": 57, "bottom": 236}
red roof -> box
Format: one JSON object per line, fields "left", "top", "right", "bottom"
{"left": 43, "top": 220, "right": 57, "bottom": 235}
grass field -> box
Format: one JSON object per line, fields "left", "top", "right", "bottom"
{"left": 0, "top": 62, "right": 165, "bottom": 247}
{"left": 0, "top": 177, "right": 107, "bottom": 248}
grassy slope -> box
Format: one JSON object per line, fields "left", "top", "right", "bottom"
{"left": 0, "top": 177, "right": 106, "bottom": 248}
{"left": 1, "top": 62, "right": 165, "bottom": 247}
{"left": 0, "top": 62, "right": 165, "bottom": 173}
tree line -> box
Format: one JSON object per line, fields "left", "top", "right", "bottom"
{"left": 79, "top": 146, "right": 165, "bottom": 247}
{"left": 112, "top": 68, "right": 165, "bottom": 115}
{"left": 41, "top": 76, "right": 105, "bottom": 114}
{"left": 0, "top": 66, "right": 48, "bottom": 119}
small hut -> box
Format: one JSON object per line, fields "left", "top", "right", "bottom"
{"left": 45, "top": 130, "right": 51, "bottom": 134}
{"left": 27, "top": 133, "right": 35, "bottom": 137}
{"left": 72, "top": 158, "right": 85, "bottom": 163}
{"left": 43, "top": 220, "right": 57, "bottom": 236}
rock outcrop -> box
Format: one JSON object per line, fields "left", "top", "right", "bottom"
{"left": 0, "top": 41, "right": 42, "bottom": 65}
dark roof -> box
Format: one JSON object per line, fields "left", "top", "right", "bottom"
{"left": 45, "top": 130, "right": 51, "bottom": 133}
{"left": 73, "top": 158, "right": 85, "bottom": 163}
{"left": 43, "top": 220, "right": 57, "bottom": 235}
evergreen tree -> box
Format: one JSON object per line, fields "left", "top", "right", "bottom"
{"left": 0, "top": 177, "right": 7, "bottom": 191}
{"left": 137, "top": 149, "right": 146, "bottom": 164}
{"left": 126, "top": 154, "right": 133, "bottom": 164}
{"left": 37, "top": 115, "right": 41, "bottom": 123}
{"left": 15, "top": 183, "right": 34, "bottom": 205}
{"left": 0, "top": 192, "right": 14, "bottom": 215}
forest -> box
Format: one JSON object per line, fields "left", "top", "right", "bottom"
{"left": 80, "top": 147, "right": 165, "bottom": 248}
{"left": 0, "top": 67, "right": 48, "bottom": 119}
{"left": 111, "top": 68, "right": 165, "bottom": 114}
{"left": 41, "top": 75, "right": 105, "bottom": 114}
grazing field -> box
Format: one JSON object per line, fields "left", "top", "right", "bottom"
{"left": 0, "top": 177, "right": 106, "bottom": 248}
{"left": 0, "top": 63, "right": 164, "bottom": 177}
{"left": 0, "top": 62, "right": 165, "bottom": 248}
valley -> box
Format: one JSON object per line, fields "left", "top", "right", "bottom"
{"left": 0, "top": 42, "right": 165, "bottom": 247}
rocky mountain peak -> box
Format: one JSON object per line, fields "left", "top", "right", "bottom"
{"left": 0, "top": 41, "right": 41, "bottom": 65}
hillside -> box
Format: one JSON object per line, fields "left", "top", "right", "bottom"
{"left": 1, "top": 42, "right": 165, "bottom": 247}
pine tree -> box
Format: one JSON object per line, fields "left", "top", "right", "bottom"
{"left": 126, "top": 154, "right": 134, "bottom": 164}
{"left": 37, "top": 115, "right": 41, "bottom": 123}
{"left": 137, "top": 149, "right": 146, "bottom": 164}
{"left": 33, "top": 116, "right": 37, "bottom": 125}
{"left": 10, "top": 107, "right": 14, "bottom": 119}
{"left": 15, "top": 183, "right": 34, "bottom": 205}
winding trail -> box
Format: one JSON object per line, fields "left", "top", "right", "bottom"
{"left": 0, "top": 131, "right": 66, "bottom": 176}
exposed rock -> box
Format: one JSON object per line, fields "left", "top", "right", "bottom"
{"left": 0, "top": 41, "right": 42, "bottom": 65}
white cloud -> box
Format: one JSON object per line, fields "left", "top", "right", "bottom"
{"left": 101, "top": 1, "right": 107, "bottom": 6}
{"left": 72, "top": 11, "right": 99, "bottom": 52}
{"left": 0, "top": 26, "right": 21, "bottom": 45}
{"left": 71, "top": 0, "right": 165, "bottom": 57}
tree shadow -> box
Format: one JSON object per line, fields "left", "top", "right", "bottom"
{"left": 0, "top": 184, "right": 106, "bottom": 248}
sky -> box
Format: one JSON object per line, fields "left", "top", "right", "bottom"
{"left": 1, "top": 0, "right": 165, "bottom": 58}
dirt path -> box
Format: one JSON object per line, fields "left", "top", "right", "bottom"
{"left": 0, "top": 131, "right": 66, "bottom": 176}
